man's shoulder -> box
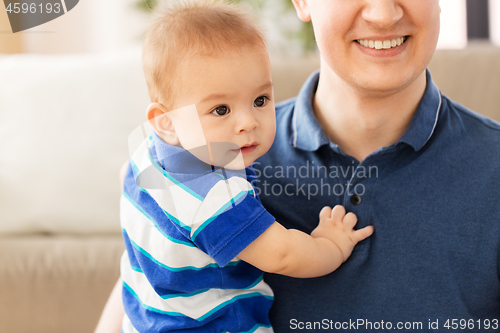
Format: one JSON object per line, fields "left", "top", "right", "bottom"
{"left": 439, "top": 95, "right": 500, "bottom": 164}
{"left": 443, "top": 94, "right": 500, "bottom": 140}
{"left": 445, "top": 94, "right": 500, "bottom": 132}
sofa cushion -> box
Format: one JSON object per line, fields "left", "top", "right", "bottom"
{"left": 0, "top": 235, "right": 124, "bottom": 333}
{"left": 428, "top": 43, "right": 500, "bottom": 122}
{"left": 0, "top": 50, "right": 149, "bottom": 234}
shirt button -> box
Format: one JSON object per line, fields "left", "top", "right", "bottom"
{"left": 350, "top": 194, "right": 361, "bottom": 206}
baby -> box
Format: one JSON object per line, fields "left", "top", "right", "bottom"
{"left": 120, "top": 1, "right": 374, "bottom": 332}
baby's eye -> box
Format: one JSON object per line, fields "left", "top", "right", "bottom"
{"left": 210, "top": 105, "right": 230, "bottom": 116}
{"left": 254, "top": 96, "right": 269, "bottom": 107}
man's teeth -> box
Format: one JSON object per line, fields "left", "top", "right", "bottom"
{"left": 357, "top": 37, "right": 407, "bottom": 49}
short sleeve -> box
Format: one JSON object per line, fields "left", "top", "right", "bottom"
{"left": 189, "top": 176, "right": 275, "bottom": 267}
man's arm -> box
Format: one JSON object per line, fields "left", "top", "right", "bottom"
{"left": 94, "top": 278, "right": 124, "bottom": 333}
{"left": 94, "top": 162, "right": 129, "bottom": 333}
{"left": 119, "top": 161, "right": 128, "bottom": 190}
{"left": 238, "top": 205, "right": 373, "bottom": 278}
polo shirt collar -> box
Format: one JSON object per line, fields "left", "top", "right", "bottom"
{"left": 151, "top": 132, "right": 246, "bottom": 179}
{"left": 398, "top": 69, "right": 442, "bottom": 151}
{"left": 291, "top": 69, "right": 442, "bottom": 153}
{"left": 151, "top": 131, "right": 213, "bottom": 175}
{"left": 291, "top": 70, "right": 330, "bottom": 151}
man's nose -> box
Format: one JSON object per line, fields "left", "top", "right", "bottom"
{"left": 361, "top": 0, "right": 404, "bottom": 29}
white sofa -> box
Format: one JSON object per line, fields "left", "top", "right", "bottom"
{"left": 0, "top": 43, "right": 499, "bottom": 333}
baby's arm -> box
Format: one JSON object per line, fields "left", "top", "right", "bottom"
{"left": 237, "top": 205, "right": 373, "bottom": 278}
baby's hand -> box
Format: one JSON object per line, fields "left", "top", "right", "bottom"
{"left": 310, "top": 205, "right": 374, "bottom": 262}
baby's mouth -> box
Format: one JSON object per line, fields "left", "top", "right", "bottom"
{"left": 232, "top": 143, "right": 258, "bottom": 155}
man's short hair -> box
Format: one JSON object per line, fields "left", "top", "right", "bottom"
{"left": 142, "top": 0, "right": 266, "bottom": 109}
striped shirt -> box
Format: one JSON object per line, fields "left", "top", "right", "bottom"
{"left": 120, "top": 130, "right": 276, "bottom": 333}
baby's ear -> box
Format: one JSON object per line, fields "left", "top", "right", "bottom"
{"left": 146, "top": 103, "right": 179, "bottom": 145}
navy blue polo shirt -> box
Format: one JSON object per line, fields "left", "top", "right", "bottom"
{"left": 255, "top": 70, "right": 500, "bottom": 332}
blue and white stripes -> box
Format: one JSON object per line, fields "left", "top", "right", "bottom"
{"left": 120, "top": 133, "right": 276, "bottom": 332}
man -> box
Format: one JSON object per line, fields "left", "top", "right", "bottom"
{"left": 96, "top": 0, "right": 500, "bottom": 332}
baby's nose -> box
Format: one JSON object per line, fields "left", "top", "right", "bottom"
{"left": 236, "top": 111, "right": 259, "bottom": 133}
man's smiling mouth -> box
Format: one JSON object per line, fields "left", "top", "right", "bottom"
{"left": 356, "top": 36, "right": 409, "bottom": 50}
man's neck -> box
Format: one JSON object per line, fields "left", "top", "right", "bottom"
{"left": 313, "top": 61, "right": 427, "bottom": 162}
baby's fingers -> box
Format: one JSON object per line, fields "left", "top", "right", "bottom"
{"left": 319, "top": 206, "right": 332, "bottom": 221}
{"left": 352, "top": 225, "right": 374, "bottom": 243}
{"left": 330, "top": 205, "right": 346, "bottom": 222}
{"left": 342, "top": 212, "right": 357, "bottom": 229}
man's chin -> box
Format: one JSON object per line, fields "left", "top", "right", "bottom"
{"left": 350, "top": 70, "right": 425, "bottom": 98}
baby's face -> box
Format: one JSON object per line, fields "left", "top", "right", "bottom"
{"left": 169, "top": 47, "right": 276, "bottom": 169}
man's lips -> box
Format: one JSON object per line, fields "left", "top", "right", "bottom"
{"left": 354, "top": 35, "right": 409, "bottom": 58}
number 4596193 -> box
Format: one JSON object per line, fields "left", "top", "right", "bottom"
{"left": 443, "top": 319, "right": 499, "bottom": 330}
{"left": 5, "top": 2, "right": 61, "bottom": 14}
